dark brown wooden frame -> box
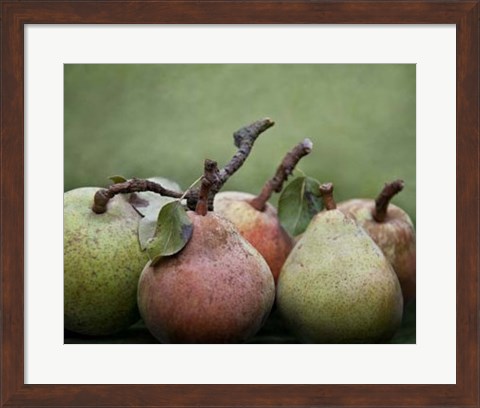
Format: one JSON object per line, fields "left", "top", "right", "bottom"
{"left": 1, "top": 1, "right": 478, "bottom": 407}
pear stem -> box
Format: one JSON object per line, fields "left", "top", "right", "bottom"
{"left": 92, "top": 179, "right": 183, "bottom": 214}
{"left": 92, "top": 118, "right": 274, "bottom": 214}
{"left": 187, "top": 117, "right": 275, "bottom": 210}
{"left": 319, "top": 183, "right": 336, "bottom": 210}
{"left": 250, "top": 138, "right": 313, "bottom": 212}
{"left": 372, "top": 179, "right": 405, "bottom": 222}
{"left": 217, "top": 118, "right": 275, "bottom": 186}
{"left": 195, "top": 159, "right": 220, "bottom": 216}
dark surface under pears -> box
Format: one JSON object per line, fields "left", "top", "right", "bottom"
{"left": 64, "top": 300, "right": 416, "bottom": 344}
{"left": 137, "top": 211, "right": 275, "bottom": 343}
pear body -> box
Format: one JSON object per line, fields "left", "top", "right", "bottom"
{"left": 137, "top": 212, "right": 275, "bottom": 343}
{"left": 214, "top": 191, "right": 293, "bottom": 283}
{"left": 64, "top": 187, "right": 148, "bottom": 336}
{"left": 277, "top": 209, "right": 403, "bottom": 343}
{"left": 338, "top": 199, "right": 416, "bottom": 303}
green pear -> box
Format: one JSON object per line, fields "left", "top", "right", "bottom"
{"left": 137, "top": 211, "right": 275, "bottom": 343}
{"left": 277, "top": 183, "right": 403, "bottom": 343}
{"left": 64, "top": 187, "right": 148, "bottom": 336}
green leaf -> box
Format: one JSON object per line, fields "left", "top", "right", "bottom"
{"left": 278, "top": 177, "right": 323, "bottom": 236}
{"left": 137, "top": 196, "right": 177, "bottom": 250}
{"left": 108, "top": 175, "right": 128, "bottom": 184}
{"left": 145, "top": 200, "right": 193, "bottom": 264}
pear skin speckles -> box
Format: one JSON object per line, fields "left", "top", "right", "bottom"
{"left": 214, "top": 191, "right": 293, "bottom": 283}
{"left": 137, "top": 212, "right": 275, "bottom": 343}
{"left": 64, "top": 187, "right": 149, "bottom": 336}
{"left": 338, "top": 199, "right": 416, "bottom": 302}
{"left": 277, "top": 209, "right": 403, "bottom": 343}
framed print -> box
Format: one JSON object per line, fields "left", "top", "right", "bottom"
{"left": 1, "top": 1, "right": 478, "bottom": 407}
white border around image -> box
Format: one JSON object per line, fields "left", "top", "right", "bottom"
{"left": 25, "top": 25, "right": 456, "bottom": 384}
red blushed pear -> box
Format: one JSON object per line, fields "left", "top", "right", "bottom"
{"left": 338, "top": 180, "right": 416, "bottom": 303}
{"left": 137, "top": 160, "right": 275, "bottom": 343}
{"left": 214, "top": 191, "right": 293, "bottom": 283}
{"left": 214, "top": 139, "right": 313, "bottom": 283}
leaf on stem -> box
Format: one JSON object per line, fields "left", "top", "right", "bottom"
{"left": 137, "top": 196, "right": 177, "bottom": 250}
{"left": 108, "top": 175, "right": 128, "bottom": 184}
{"left": 145, "top": 200, "right": 193, "bottom": 265}
{"left": 278, "top": 177, "right": 323, "bottom": 236}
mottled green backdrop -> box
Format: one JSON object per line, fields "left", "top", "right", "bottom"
{"left": 64, "top": 64, "right": 415, "bottom": 223}
{"left": 64, "top": 64, "right": 416, "bottom": 344}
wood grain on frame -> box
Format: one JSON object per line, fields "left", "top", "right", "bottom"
{"left": 1, "top": 1, "right": 478, "bottom": 407}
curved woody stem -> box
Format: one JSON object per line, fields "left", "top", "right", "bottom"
{"left": 250, "top": 138, "right": 313, "bottom": 211}
{"left": 372, "top": 179, "right": 405, "bottom": 222}
{"left": 92, "top": 179, "right": 182, "bottom": 214}
{"left": 92, "top": 118, "right": 275, "bottom": 214}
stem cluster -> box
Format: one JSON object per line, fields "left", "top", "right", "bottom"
{"left": 92, "top": 118, "right": 274, "bottom": 214}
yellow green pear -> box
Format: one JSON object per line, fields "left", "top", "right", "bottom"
{"left": 276, "top": 183, "right": 403, "bottom": 343}
{"left": 64, "top": 187, "right": 148, "bottom": 336}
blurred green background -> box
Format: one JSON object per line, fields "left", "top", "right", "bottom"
{"left": 64, "top": 64, "right": 416, "bottom": 224}
{"left": 64, "top": 64, "right": 416, "bottom": 344}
